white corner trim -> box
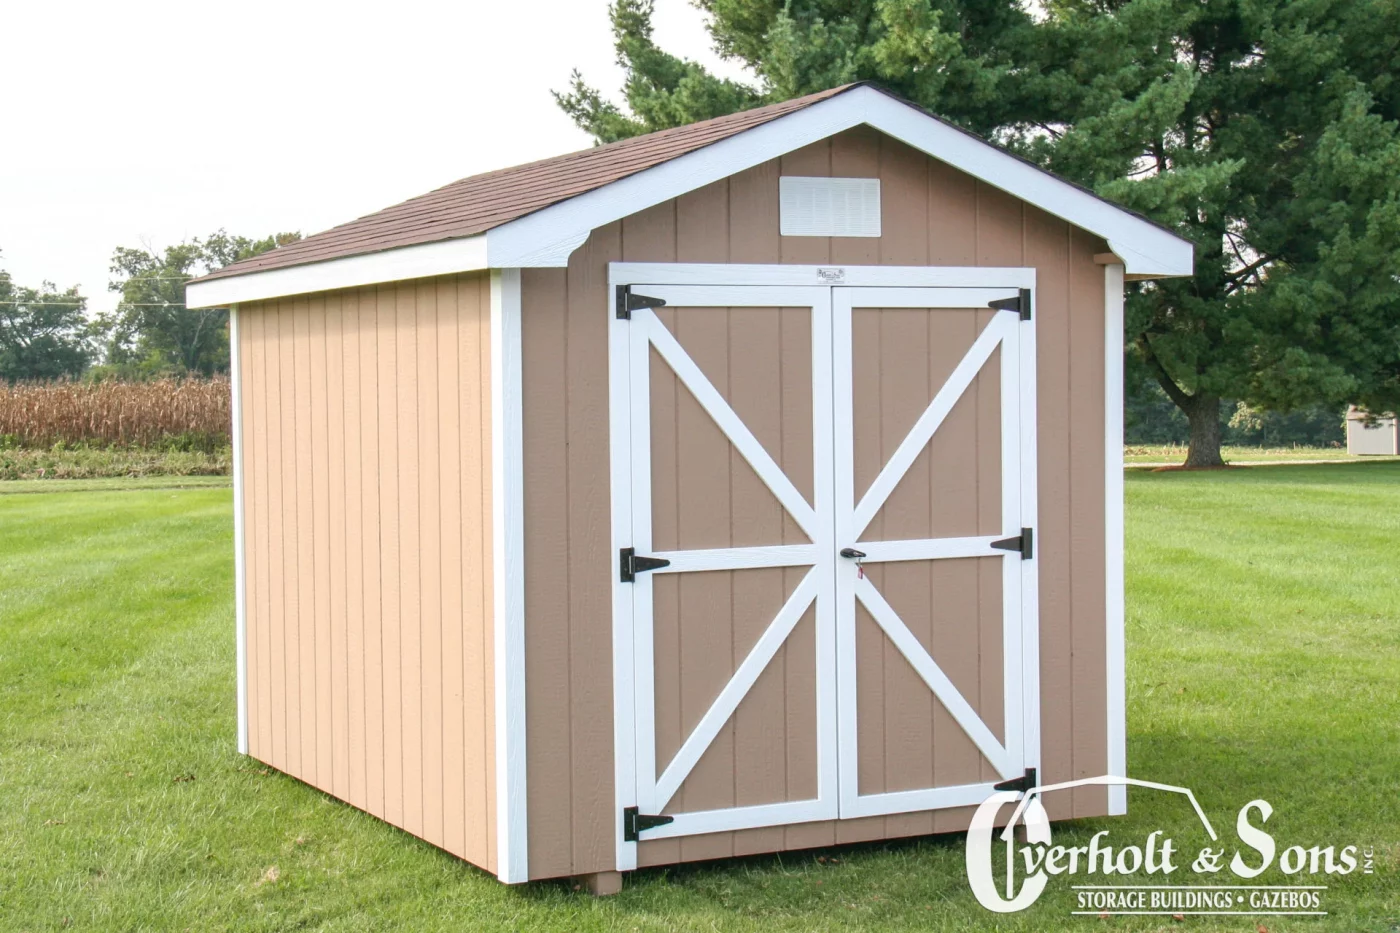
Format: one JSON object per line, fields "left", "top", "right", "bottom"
{"left": 491, "top": 269, "right": 529, "bottom": 882}
{"left": 185, "top": 235, "right": 489, "bottom": 308}
{"left": 1104, "top": 264, "right": 1128, "bottom": 816}
{"left": 230, "top": 304, "right": 249, "bottom": 757}
{"left": 488, "top": 87, "right": 1193, "bottom": 277}
{"left": 607, "top": 268, "right": 639, "bottom": 872}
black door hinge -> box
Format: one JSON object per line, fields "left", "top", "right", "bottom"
{"left": 991, "top": 527, "right": 1034, "bottom": 560}
{"left": 994, "top": 767, "right": 1038, "bottom": 795}
{"left": 620, "top": 547, "right": 671, "bottom": 583}
{"left": 623, "top": 806, "right": 675, "bottom": 842}
{"left": 616, "top": 285, "right": 667, "bottom": 319}
{"left": 989, "top": 288, "right": 1032, "bottom": 321}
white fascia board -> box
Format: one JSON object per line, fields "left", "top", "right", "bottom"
{"left": 185, "top": 234, "right": 488, "bottom": 308}
{"left": 483, "top": 97, "right": 863, "bottom": 268}
{"left": 487, "top": 86, "right": 1193, "bottom": 277}
{"left": 855, "top": 91, "right": 1193, "bottom": 276}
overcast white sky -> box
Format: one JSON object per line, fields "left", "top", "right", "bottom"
{"left": 1, "top": 0, "right": 749, "bottom": 314}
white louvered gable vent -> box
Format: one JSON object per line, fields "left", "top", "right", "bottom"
{"left": 779, "top": 176, "right": 882, "bottom": 237}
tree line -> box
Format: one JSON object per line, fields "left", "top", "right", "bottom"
{"left": 557, "top": 0, "right": 1400, "bottom": 465}
{"left": 0, "top": 231, "right": 298, "bottom": 383}
{"left": 1, "top": 229, "right": 1340, "bottom": 448}
{"left": 7, "top": 0, "right": 1397, "bottom": 465}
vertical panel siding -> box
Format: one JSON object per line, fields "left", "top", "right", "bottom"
{"left": 293, "top": 299, "right": 318, "bottom": 786}
{"left": 1068, "top": 229, "right": 1110, "bottom": 815}
{"left": 377, "top": 284, "right": 404, "bottom": 828}
{"left": 418, "top": 280, "right": 444, "bottom": 847}
{"left": 310, "top": 296, "right": 335, "bottom": 793}
{"left": 340, "top": 289, "right": 368, "bottom": 812}
{"left": 520, "top": 264, "right": 573, "bottom": 880}
{"left": 396, "top": 281, "right": 423, "bottom": 839}
{"left": 437, "top": 279, "right": 466, "bottom": 857}
{"left": 238, "top": 272, "right": 497, "bottom": 874}
{"left": 276, "top": 302, "right": 302, "bottom": 776}
{"left": 521, "top": 128, "right": 1111, "bottom": 878}
{"left": 358, "top": 290, "right": 386, "bottom": 819}
{"left": 872, "top": 160, "right": 938, "bottom": 859}
{"left": 325, "top": 296, "right": 350, "bottom": 803}
{"left": 565, "top": 226, "right": 621, "bottom": 874}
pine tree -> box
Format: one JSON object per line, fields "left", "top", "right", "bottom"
{"left": 558, "top": 0, "right": 1400, "bottom": 466}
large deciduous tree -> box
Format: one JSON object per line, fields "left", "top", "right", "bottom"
{"left": 558, "top": 0, "right": 1400, "bottom": 466}
{"left": 103, "top": 230, "right": 300, "bottom": 376}
{"left": 0, "top": 253, "right": 94, "bottom": 381}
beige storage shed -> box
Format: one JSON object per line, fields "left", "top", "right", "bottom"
{"left": 188, "top": 82, "right": 1194, "bottom": 892}
{"left": 1346, "top": 407, "right": 1399, "bottom": 455}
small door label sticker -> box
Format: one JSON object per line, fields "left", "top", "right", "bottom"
{"left": 816, "top": 267, "right": 846, "bottom": 283}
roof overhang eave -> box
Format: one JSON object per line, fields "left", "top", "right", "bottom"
{"left": 185, "top": 233, "right": 491, "bottom": 308}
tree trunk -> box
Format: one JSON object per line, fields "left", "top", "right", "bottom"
{"left": 1183, "top": 394, "right": 1225, "bottom": 467}
{"left": 1139, "top": 337, "right": 1225, "bottom": 468}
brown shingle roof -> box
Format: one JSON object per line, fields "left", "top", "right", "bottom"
{"left": 197, "top": 84, "right": 856, "bottom": 283}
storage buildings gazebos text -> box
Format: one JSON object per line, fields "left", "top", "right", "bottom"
{"left": 188, "top": 83, "right": 1194, "bottom": 893}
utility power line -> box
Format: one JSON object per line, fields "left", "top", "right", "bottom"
{"left": 0, "top": 300, "right": 196, "bottom": 307}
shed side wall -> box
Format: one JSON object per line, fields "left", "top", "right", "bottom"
{"left": 238, "top": 272, "right": 497, "bottom": 874}
{"left": 521, "top": 126, "right": 1111, "bottom": 880}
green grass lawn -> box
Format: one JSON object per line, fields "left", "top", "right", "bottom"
{"left": 0, "top": 465, "right": 1396, "bottom": 931}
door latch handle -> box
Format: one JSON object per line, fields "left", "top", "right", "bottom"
{"left": 839, "top": 548, "right": 866, "bottom": 560}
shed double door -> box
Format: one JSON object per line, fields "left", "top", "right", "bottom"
{"left": 610, "top": 266, "right": 1039, "bottom": 855}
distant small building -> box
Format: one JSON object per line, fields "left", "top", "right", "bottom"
{"left": 1346, "top": 408, "right": 1399, "bottom": 455}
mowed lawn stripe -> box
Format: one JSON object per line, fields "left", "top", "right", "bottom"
{"left": 0, "top": 491, "right": 232, "bottom": 716}
{"left": 0, "top": 466, "right": 1394, "bottom": 931}
{"left": 1124, "top": 463, "right": 1399, "bottom": 926}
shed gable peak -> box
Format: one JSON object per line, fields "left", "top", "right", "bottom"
{"left": 187, "top": 84, "right": 1192, "bottom": 310}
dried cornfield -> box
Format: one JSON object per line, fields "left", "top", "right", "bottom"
{"left": 0, "top": 378, "right": 231, "bottom": 449}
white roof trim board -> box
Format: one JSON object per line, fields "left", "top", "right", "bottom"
{"left": 187, "top": 86, "right": 1192, "bottom": 308}
{"left": 191, "top": 235, "right": 490, "bottom": 308}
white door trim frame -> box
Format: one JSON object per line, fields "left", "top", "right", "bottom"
{"left": 608, "top": 266, "right": 640, "bottom": 871}
{"left": 831, "top": 284, "right": 1040, "bottom": 820}
{"left": 609, "top": 274, "right": 840, "bottom": 867}
{"left": 615, "top": 263, "right": 1035, "bottom": 290}
{"left": 608, "top": 261, "right": 1045, "bottom": 868}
